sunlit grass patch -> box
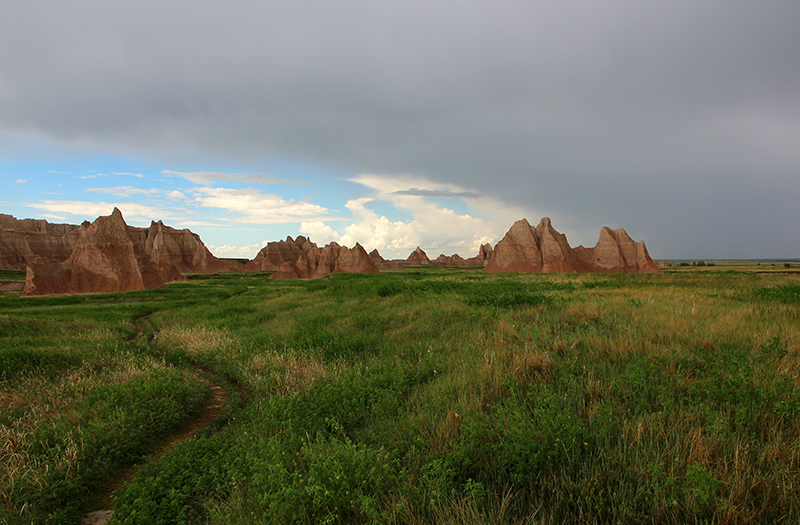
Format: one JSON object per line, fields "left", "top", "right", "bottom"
{"left": 159, "top": 325, "right": 235, "bottom": 354}
{"left": 249, "top": 349, "right": 330, "bottom": 395}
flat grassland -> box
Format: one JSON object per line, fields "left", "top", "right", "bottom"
{"left": 1, "top": 265, "right": 799, "bottom": 524}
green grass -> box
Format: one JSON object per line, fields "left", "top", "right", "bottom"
{"left": 0, "top": 270, "right": 25, "bottom": 283}
{"left": 2, "top": 267, "right": 800, "bottom": 524}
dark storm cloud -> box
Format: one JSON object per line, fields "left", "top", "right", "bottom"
{"left": 1, "top": 0, "right": 799, "bottom": 257}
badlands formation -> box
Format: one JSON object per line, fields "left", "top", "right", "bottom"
{"left": 0, "top": 213, "right": 88, "bottom": 269}
{"left": 270, "top": 242, "right": 379, "bottom": 279}
{"left": 0, "top": 210, "right": 661, "bottom": 295}
{"left": 16, "top": 209, "right": 235, "bottom": 296}
{"left": 485, "top": 217, "right": 661, "bottom": 274}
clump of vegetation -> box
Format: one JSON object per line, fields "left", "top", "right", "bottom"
{"left": 2, "top": 267, "right": 800, "bottom": 524}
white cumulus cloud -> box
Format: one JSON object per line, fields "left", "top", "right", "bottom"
{"left": 299, "top": 173, "right": 538, "bottom": 259}
{"left": 25, "top": 200, "right": 168, "bottom": 225}
{"left": 190, "top": 187, "right": 331, "bottom": 223}
{"left": 207, "top": 242, "right": 266, "bottom": 259}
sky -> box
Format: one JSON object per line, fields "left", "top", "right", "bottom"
{"left": 1, "top": 1, "right": 798, "bottom": 260}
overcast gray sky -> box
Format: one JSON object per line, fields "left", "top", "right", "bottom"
{"left": 1, "top": 1, "right": 798, "bottom": 259}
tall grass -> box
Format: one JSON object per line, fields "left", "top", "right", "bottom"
{"left": 2, "top": 268, "right": 800, "bottom": 523}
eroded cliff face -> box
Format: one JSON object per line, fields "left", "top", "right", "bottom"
{"left": 245, "top": 236, "right": 316, "bottom": 271}
{"left": 404, "top": 246, "right": 432, "bottom": 266}
{"left": 369, "top": 249, "right": 403, "bottom": 269}
{"left": 270, "top": 242, "right": 380, "bottom": 280}
{"left": 573, "top": 226, "right": 661, "bottom": 274}
{"left": 23, "top": 208, "right": 168, "bottom": 296}
{"left": 9, "top": 210, "right": 661, "bottom": 293}
{"left": 0, "top": 214, "right": 88, "bottom": 270}
{"left": 430, "top": 244, "right": 493, "bottom": 267}
{"left": 133, "top": 220, "right": 236, "bottom": 276}
{"left": 486, "top": 218, "right": 661, "bottom": 274}
{"left": 3, "top": 212, "right": 234, "bottom": 277}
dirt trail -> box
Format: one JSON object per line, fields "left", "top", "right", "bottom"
{"left": 81, "top": 318, "right": 234, "bottom": 525}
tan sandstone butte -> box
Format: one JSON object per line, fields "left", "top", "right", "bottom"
{"left": 573, "top": 226, "right": 662, "bottom": 273}
{"left": 134, "top": 220, "right": 236, "bottom": 275}
{"left": 369, "top": 249, "right": 403, "bottom": 269}
{"left": 485, "top": 217, "right": 661, "bottom": 274}
{"left": 24, "top": 208, "right": 173, "bottom": 296}
{"left": 245, "top": 235, "right": 317, "bottom": 271}
{"left": 431, "top": 243, "right": 494, "bottom": 267}
{"left": 2, "top": 212, "right": 234, "bottom": 277}
{"left": 270, "top": 242, "right": 380, "bottom": 279}
{"left": 403, "top": 246, "right": 432, "bottom": 266}
{"left": 0, "top": 213, "right": 88, "bottom": 270}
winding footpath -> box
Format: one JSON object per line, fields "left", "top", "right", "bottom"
{"left": 80, "top": 318, "right": 238, "bottom": 525}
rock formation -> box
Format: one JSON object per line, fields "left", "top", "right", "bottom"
{"left": 270, "top": 242, "right": 380, "bottom": 279}
{"left": 476, "top": 243, "right": 494, "bottom": 266}
{"left": 573, "top": 226, "right": 661, "bottom": 274}
{"left": 369, "top": 249, "right": 403, "bottom": 269}
{"left": 0, "top": 214, "right": 88, "bottom": 270}
{"left": 432, "top": 253, "right": 468, "bottom": 267}
{"left": 24, "top": 208, "right": 174, "bottom": 296}
{"left": 404, "top": 246, "right": 432, "bottom": 266}
{"left": 2, "top": 212, "right": 234, "bottom": 277}
{"left": 245, "top": 236, "right": 316, "bottom": 271}
{"left": 486, "top": 218, "right": 661, "bottom": 274}
{"left": 130, "top": 220, "right": 235, "bottom": 278}
{"left": 431, "top": 243, "right": 494, "bottom": 267}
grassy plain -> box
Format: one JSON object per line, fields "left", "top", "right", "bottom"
{"left": 1, "top": 265, "right": 799, "bottom": 524}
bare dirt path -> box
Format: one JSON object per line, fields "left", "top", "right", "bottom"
{"left": 81, "top": 317, "right": 237, "bottom": 525}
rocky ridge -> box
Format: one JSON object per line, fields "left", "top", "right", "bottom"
{"left": 369, "top": 249, "right": 403, "bottom": 269}
{"left": 5, "top": 211, "right": 662, "bottom": 293}
{"left": 485, "top": 217, "right": 660, "bottom": 274}
{"left": 271, "top": 242, "right": 379, "bottom": 279}
{"left": 431, "top": 243, "right": 493, "bottom": 267}
{"left": 403, "top": 246, "right": 432, "bottom": 266}
{"left": 0, "top": 213, "right": 88, "bottom": 270}
{"left": 24, "top": 208, "right": 170, "bottom": 296}
{"left": 245, "top": 236, "right": 316, "bottom": 271}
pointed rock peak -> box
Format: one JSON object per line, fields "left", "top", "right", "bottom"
{"left": 285, "top": 236, "right": 295, "bottom": 243}
{"left": 508, "top": 218, "right": 536, "bottom": 236}
{"left": 613, "top": 227, "right": 634, "bottom": 243}
{"left": 93, "top": 208, "right": 129, "bottom": 233}
{"left": 511, "top": 218, "right": 532, "bottom": 229}
{"left": 535, "top": 217, "right": 562, "bottom": 238}
{"left": 597, "top": 226, "right": 616, "bottom": 241}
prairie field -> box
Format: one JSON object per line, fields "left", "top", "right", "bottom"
{"left": 1, "top": 265, "right": 799, "bottom": 524}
